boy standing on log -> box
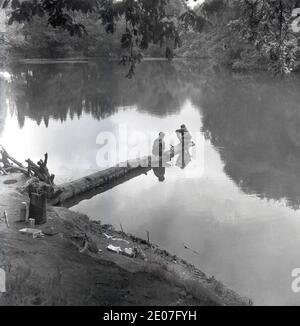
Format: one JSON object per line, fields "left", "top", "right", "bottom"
{"left": 152, "top": 132, "right": 166, "bottom": 162}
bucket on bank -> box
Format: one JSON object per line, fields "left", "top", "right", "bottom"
{"left": 29, "top": 192, "right": 47, "bottom": 225}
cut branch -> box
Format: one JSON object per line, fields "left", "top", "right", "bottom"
{"left": 0, "top": 146, "right": 55, "bottom": 186}
{"left": 26, "top": 155, "right": 55, "bottom": 185}
{"left": 0, "top": 145, "right": 25, "bottom": 169}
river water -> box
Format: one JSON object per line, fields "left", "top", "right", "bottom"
{"left": 1, "top": 60, "right": 300, "bottom": 305}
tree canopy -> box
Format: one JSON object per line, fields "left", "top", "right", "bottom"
{"left": 2, "top": 0, "right": 207, "bottom": 76}
{"left": 177, "top": 0, "right": 300, "bottom": 74}
{"left": 229, "top": 0, "right": 300, "bottom": 74}
{"left": 3, "top": 0, "right": 300, "bottom": 74}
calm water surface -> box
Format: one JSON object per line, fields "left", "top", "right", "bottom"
{"left": 1, "top": 61, "right": 300, "bottom": 305}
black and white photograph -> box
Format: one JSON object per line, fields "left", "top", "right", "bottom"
{"left": 1, "top": 0, "right": 300, "bottom": 310}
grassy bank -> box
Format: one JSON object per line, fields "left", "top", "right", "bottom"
{"left": 0, "top": 173, "right": 251, "bottom": 306}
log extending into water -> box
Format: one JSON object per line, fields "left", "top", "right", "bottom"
{"left": 50, "top": 152, "right": 163, "bottom": 206}
{"left": 50, "top": 165, "right": 150, "bottom": 206}
{"left": 50, "top": 148, "right": 173, "bottom": 206}
{"left": 50, "top": 143, "right": 194, "bottom": 206}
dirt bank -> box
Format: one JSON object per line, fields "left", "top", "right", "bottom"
{"left": 0, "top": 174, "right": 251, "bottom": 306}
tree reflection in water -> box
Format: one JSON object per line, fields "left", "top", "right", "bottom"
{"left": 200, "top": 71, "right": 300, "bottom": 210}
{"left": 5, "top": 60, "right": 300, "bottom": 210}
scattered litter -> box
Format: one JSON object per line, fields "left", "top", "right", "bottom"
{"left": 107, "top": 244, "right": 122, "bottom": 254}
{"left": 104, "top": 233, "right": 130, "bottom": 244}
{"left": 122, "top": 248, "right": 135, "bottom": 258}
{"left": 106, "top": 244, "right": 145, "bottom": 259}
{"left": 19, "top": 228, "right": 44, "bottom": 239}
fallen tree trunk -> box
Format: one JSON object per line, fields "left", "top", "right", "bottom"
{"left": 50, "top": 143, "right": 193, "bottom": 206}
{"left": 61, "top": 166, "right": 151, "bottom": 208}
{"left": 50, "top": 165, "right": 149, "bottom": 206}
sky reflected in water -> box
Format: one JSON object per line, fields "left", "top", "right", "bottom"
{"left": 2, "top": 62, "right": 300, "bottom": 305}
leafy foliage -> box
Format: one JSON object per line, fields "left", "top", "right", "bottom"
{"left": 179, "top": 0, "right": 300, "bottom": 74}
{"left": 229, "top": 0, "right": 300, "bottom": 74}
{"left": 3, "top": 0, "right": 207, "bottom": 76}
{"left": 6, "top": 13, "right": 125, "bottom": 58}
{"left": 5, "top": 0, "right": 300, "bottom": 74}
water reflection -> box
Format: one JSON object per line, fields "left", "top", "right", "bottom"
{"left": 7, "top": 61, "right": 202, "bottom": 129}
{"left": 5, "top": 62, "right": 300, "bottom": 210}
{"left": 200, "top": 72, "right": 300, "bottom": 210}
{"left": 2, "top": 61, "right": 300, "bottom": 304}
{"left": 153, "top": 167, "right": 166, "bottom": 182}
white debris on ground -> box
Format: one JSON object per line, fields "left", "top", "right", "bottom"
{"left": 107, "top": 244, "right": 122, "bottom": 254}
{"left": 106, "top": 240, "right": 147, "bottom": 260}
{"left": 19, "top": 228, "right": 44, "bottom": 239}
{"left": 104, "top": 233, "right": 130, "bottom": 244}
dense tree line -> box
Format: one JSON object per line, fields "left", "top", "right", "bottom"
{"left": 3, "top": 0, "right": 300, "bottom": 74}
{"left": 229, "top": 0, "right": 300, "bottom": 74}
{"left": 3, "top": 0, "right": 206, "bottom": 76}
{"left": 180, "top": 0, "right": 300, "bottom": 74}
